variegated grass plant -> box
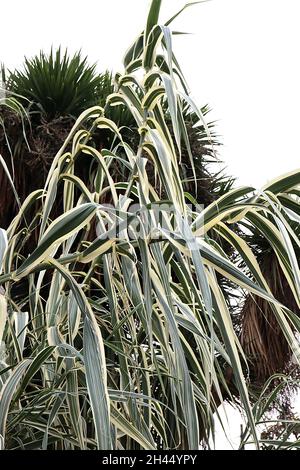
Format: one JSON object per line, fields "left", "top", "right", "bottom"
{"left": 0, "top": 0, "right": 300, "bottom": 450}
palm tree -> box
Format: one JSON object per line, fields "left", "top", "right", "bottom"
{"left": 0, "top": 50, "right": 115, "bottom": 229}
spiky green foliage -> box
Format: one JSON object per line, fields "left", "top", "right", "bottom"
{"left": 4, "top": 48, "right": 113, "bottom": 119}
{"left": 0, "top": 0, "right": 299, "bottom": 451}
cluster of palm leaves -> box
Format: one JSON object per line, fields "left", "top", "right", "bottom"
{"left": 0, "top": 0, "right": 300, "bottom": 450}
{"left": 2, "top": 49, "right": 114, "bottom": 118}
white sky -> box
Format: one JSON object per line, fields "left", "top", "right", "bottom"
{"left": 1, "top": 0, "right": 300, "bottom": 448}
{"left": 1, "top": 0, "right": 300, "bottom": 188}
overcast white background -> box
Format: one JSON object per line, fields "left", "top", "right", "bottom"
{"left": 1, "top": 0, "right": 300, "bottom": 448}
